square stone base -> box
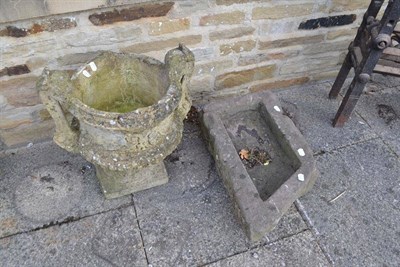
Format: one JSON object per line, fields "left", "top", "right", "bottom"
{"left": 95, "top": 162, "right": 169, "bottom": 199}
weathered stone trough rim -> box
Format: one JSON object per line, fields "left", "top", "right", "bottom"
{"left": 202, "top": 91, "right": 317, "bottom": 241}
{"left": 69, "top": 51, "right": 182, "bottom": 129}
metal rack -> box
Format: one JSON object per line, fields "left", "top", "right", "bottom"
{"left": 329, "top": 0, "right": 400, "bottom": 127}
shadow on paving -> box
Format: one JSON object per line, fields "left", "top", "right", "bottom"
{"left": 0, "top": 142, "right": 132, "bottom": 238}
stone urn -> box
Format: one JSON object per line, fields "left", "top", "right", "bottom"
{"left": 38, "top": 45, "right": 195, "bottom": 199}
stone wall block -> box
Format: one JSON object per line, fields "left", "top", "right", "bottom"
{"left": 46, "top": 0, "right": 105, "bottom": 15}
{"left": 259, "top": 34, "right": 325, "bottom": 50}
{"left": 0, "top": 1, "right": 47, "bottom": 23}
{"left": 280, "top": 57, "right": 341, "bottom": 75}
{"left": 209, "top": 26, "right": 255, "bottom": 41}
{"left": 199, "top": 11, "right": 245, "bottom": 26}
{"left": 0, "top": 76, "right": 40, "bottom": 107}
{"left": 215, "top": 65, "right": 277, "bottom": 89}
{"left": 148, "top": 18, "right": 190, "bottom": 36}
{"left": 61, "top": 27, "right": 142, "bottom": 47}
{"left": 173, "top": 2, "right": 211, "bottom": 17}
{"left": 2, "top": 39, "right": 61, "bottom": 63}
{"left": 327, "top": 28, "right": 357, "bottom": 40}
{"left": 0, "top": 105, "right": 45, "bottom": 130}
{"left": 220, "top": 40, "right": 256, "bottom": 56}
{"left": 330, "top": 0, "right": 370, "bottom": 12}
{"left": 312, "top": 70, "right": 342, "bottom": 81}
{"left": 121, "top": 35, "right": 202, "bottom": 53}
{"left": 194, "top": 60, "right": 234, "bottom": 76}
{"left": 238, "top": 49, "right": 300, "bottom": 66}
{"left": 249, "top": 77, "right": 310, "bottom": 92}
{"left": 25, "top": 57, "right": 48, "bottom": 72}
{"left": 189, "top": 75, "right": 214, "bottom": 93}
{"left": 253, "top": 4, "right": 315, "bottom": 20}
{"left": 191, "top": 47, "right": 216, "bottom": 61}
{"left": 302, "top": 41, "right": 349, "bottom": 55}
{"left": 0, "top": 120, "right": 54, "bottom": 147}
{"left": 262, "top": 21, "right": 297, "bottom": 36}
{"left": 216, "top": 0, "right": 259, "bottom": 6}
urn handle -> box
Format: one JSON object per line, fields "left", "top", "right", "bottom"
{"left": 38, "top": 69, "right": 79, "bottom": 153}
{"left": 165, "top": 43, "right": 195, "bottom": 85}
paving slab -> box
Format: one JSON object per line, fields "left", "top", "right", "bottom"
{"left": 206, "top": 231, "right": 329, "bottom": 267}
{"left": 275, "top": 83, "right": 377, "bottom": 153}
{"left": 355, "top": 86, "right": 400, "bottom": 156}
{"left": 133, "top": 124, "right": 308, "bottom": 266}
{"left": 0, "top": 141, "right": 132, "bottom": 238}
{"left": 329, "top": 73, "right": 399, "bottom": 156}
{"left": 297, "top": 138, "right": 400, "bottom": 266}
{"left": 369, "top": 73, "right": 400, "bottom": 90}
{"left": 0, "top": 206, "right": 147, "bottom": 267}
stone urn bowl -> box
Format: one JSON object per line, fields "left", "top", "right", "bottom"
{"left": 38, "top": 45, "right": 195, "bottom": 199}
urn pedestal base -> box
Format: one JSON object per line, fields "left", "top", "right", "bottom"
{"left": 95, "top": 162, "right": 169, "bottom": 199}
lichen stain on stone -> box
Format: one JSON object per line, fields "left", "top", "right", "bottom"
{"left": 0, "top": 18, "right": 76, "bottom": 38}
{"left": 4, "top": 26, "right": 29, "bottom": 37}
{"left": 9, "top": 65, "right": 31, "bottom": 76}
{"left": 89, "top": 2, "right": 174, "bottom": 26}
{"left": 41, "top": 18, "right": 77, "bottom": 32}
{"left": 0, "top": 68, "right": 8, "bottom": 77}
{"left": 0, "top": 65, "right": 30, "bottom": 77}
{"left": 29, "top": 23, "right": 45, "bottom": 34}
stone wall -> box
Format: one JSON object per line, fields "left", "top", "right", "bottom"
{"left": 0, "top": 0, "right": 370, "bottom": 148}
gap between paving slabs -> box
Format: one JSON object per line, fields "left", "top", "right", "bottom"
{"left": 0, "top": 205, "right": 148, "bottom": 266}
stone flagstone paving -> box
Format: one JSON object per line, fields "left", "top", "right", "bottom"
{"left": 0, "top": 77, "right": 399, "bottom": 266}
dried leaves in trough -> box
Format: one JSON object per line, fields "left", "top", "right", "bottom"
{"left": 238, "top": 147, "right": 271, "bottom": 169}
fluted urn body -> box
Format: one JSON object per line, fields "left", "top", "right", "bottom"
{"left": 38, "top": 45, "right": 195, "bottom": 198}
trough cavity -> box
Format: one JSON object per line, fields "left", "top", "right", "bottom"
{"left": 223, "top": 108, "right": 300, "bottom": 201}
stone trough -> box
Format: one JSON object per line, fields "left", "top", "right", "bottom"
{"left": 201, "top": 91, "right": 318, "bottom": 241}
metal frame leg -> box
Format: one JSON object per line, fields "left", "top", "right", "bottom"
{"left": 330, "top": 0, "right": 400, "bottom": 127}
{"left": 329, "top": 53, "right": 352, "bottom": 99}
{"left": 332, "top": 74, "right": 369, "bottom": 127}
